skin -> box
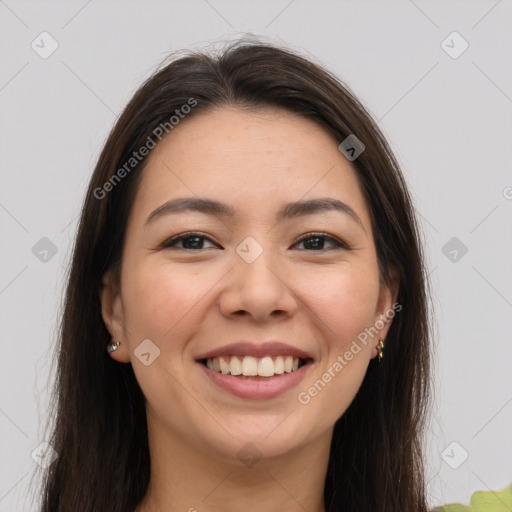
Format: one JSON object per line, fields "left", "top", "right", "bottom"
{"left": 101, "top": 106, "right": 399, "bottom": 512}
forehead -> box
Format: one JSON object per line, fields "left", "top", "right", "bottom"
{"left": 132, "top": 106, "right": 371, "bottom": 227}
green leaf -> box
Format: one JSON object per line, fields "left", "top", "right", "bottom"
{"left": 434, "top": 483, "right": 512, "bottom": 512}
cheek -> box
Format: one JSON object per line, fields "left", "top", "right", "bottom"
{"left": 302, "top": 265, "right": 380, "bottom": 343}
{"left": 122, "top": 261, "right": 211, "bottom": 342}
{"left": 296, "top": 269, "right": 379, "bottom": 427}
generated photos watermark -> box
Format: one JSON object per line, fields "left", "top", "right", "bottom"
{"left": 93, "top": 97, "right": 198, "bottom": 200}
{"left": 297, "top": 301, "right": 402, "bottom": 405}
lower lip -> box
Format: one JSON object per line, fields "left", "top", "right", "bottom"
{"left": 198, "top": 361, "right": 312, "bottom": 400}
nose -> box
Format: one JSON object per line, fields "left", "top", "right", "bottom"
{"left": 219, "top": 247, "right": 298, "bottom": 323}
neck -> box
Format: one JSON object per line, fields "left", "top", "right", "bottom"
{"left": 135, "top": 415, "right": 332, "bottom": 512}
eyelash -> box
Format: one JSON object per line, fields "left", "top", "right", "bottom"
{"left": 159, "top": 231, "right": 350, "bottom": 251}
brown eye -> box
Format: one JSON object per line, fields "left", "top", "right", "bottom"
{"left": 293, "top": 233, "right": 349, "bottom": 251}
{"left": 161, "top": 232, "right": 219, "bottom": 250}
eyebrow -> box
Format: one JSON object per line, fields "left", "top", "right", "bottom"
{"left": 145, "top": 196, "right": 365, "bottom": 230}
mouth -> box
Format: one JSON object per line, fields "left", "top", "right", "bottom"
{"left": 195, "top": 341, "right": 315, "bottom": 399}
{"left": 199, "top": 355, "right": 313, "bottom": 378}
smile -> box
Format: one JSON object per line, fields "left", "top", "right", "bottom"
{"left": 202, "top": 355, "right": 308, "bottom": 377}
{"left": 195, "top": 341, "right": 314, "bottom": 399}
{"left": 198, "top": 357, "right": 314, "bottom": 400}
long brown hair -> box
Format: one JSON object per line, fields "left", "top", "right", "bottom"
{"left": 35, "top": 39, "right": 434, "bottom": 512}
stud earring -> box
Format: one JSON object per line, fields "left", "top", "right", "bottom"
{"left": 107, "top": 340, "right": 120, "bottom": 353}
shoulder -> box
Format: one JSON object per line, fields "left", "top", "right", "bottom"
{"left": 431, "top": 482, "right": 512, "bottom": 512}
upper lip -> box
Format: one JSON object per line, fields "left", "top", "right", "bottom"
{"left": 195, "top": 341, "right": 314, "bottom": 361}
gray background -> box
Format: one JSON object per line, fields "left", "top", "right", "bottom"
{"left": 1, "top": 0, "right": 511, "bottom": 510}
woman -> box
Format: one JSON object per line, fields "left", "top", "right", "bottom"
{"left": 37, "top": 40, "right": 435, "bottom": 511}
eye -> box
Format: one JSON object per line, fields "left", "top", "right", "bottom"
{"left": 158, "top": 231, "right": 350, "bottom": 252}
{"left": 292, "top": 232, "right": 349, "bottom": 251}
{"left": 160, "top": 232, "right": 220, "bottom": 250}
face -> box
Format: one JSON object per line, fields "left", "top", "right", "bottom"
{"left": 101, "top": 106, "right": 398, "bottom": 462}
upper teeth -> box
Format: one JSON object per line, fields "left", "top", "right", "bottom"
{"left": 206, "top": 355, "right": 300, "bottom": 377}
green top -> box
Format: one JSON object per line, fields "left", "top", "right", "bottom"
{"left": 432, "top": 483, "right": 512, "bottom": 512}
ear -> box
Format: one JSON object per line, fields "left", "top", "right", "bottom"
{"left": 100, "top": 269, "right": 130, "bottom": 363}
{"left": 372, "top": 266, "right": 400, "bottom": 358}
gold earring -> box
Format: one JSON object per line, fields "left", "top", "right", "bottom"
{"left": 377, "top": 338, "right": 384, "bottom": 362}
